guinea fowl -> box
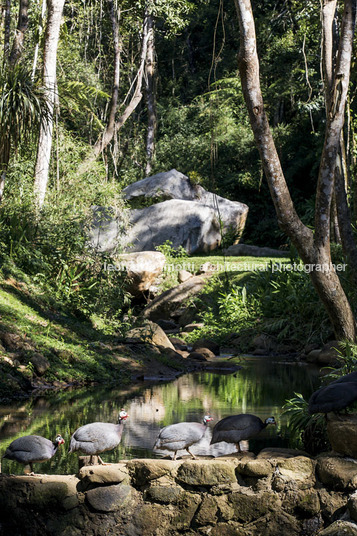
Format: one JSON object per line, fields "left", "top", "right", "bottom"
{"left": 3, "top": 434, "right": 65, "bottom": 474}
{"left": 210, "top": 414, "right": 276, "bottom": 452}
{"left": 154, "top": 416, "right": 213, "bottom": 460}
{"left": 68, "top": 409, "right": 129, "bottom": 465}
{"left": 308, "top": 372, "right": 357, "bottom": 414}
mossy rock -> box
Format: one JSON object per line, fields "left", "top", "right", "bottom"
{"left": 31, "top": 481, "right": 70, "bottom": 509}
{"left": 273, "top": 456, "right": 316, "bottom": 491}
{"left": 194, "top": 494, "right": 234, "bottom": 526}
{"left": 78, "top": 463, "right": 129, "bottom": 489}
{"left": 172, "top": 492, "right": 201, "bottom": 530}
{"left": 127, "top": 459, "right": 178, "bottom": 486}
{"left": 176, "top": 459, "right": 237, "bottom": 487}
{"left": 229, "top": 489, "right": 281, "bottom": 523}
{"left": 144, "top": 476, "right": 184, "bottom": 504}
{"left": 282, "top": 489, "right": 320, "bottom": 517}
{"left": 317, "top": 455, "right": 357, "bottom": 491}
{"left": 132, "top": 503, "right": 174, "bottom": 536}
{"left": 236, "top": 458, "right": 273, "bottom": 478}
{"left": 85, "top": 483, "right": 133, "bottom": 512}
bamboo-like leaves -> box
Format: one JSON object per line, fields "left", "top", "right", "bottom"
{"left": 0, "top": 64, "right": 50, "bottom": 165}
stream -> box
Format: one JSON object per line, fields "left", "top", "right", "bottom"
{"left": 0, "top": 356, "right": 321, "bottom": 475}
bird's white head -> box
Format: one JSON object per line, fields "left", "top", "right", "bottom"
{"left": 265, "top": 417, "right": 276, "bottom": 425}
{"left": 203, "top": 415, "right": 214, "bottom": 424}
{"left": 55, "top": 435, "right": 65, "bottom": 445}
{"left": 119, "top": 409, "right": 129, "bottom": 421}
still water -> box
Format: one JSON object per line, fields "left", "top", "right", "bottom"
{"left": 0, "top": 357, "right": 321, "bottom": 474}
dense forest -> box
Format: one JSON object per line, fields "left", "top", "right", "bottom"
{"left": 3, "top": 1, "right": 355, "bottom": 240}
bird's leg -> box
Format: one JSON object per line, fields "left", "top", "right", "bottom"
{"left": 172, "top": 451, "right": 177, "bottom": 461}
{"left": 26, "top": 463, "right": 36, "bottom": 476}
{"left": 236, "top": 442, "right": 241, "bottom": 453}
{"left": 186, "top": 448, "right": 197, "bottom": 460}
{"left": 98, "top": 456, "right": 110, "bottom": 466}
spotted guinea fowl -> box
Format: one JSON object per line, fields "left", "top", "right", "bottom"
{"left": 68, "top": 409, "right": 129, "bottom": 465}
{"left": 210, "top": 414, "right": 276, "bottom": 452}
{"left": 308, "top": 371, "right": 357, "bottom": 414}
{"left": 154, "top": 416, "right": 213, "bottom": 460}
{"left": 2, "top": 434, "right": 65, "bottom": 474}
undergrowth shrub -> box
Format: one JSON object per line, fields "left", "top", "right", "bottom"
{"left": 185, "top": 263, "right": 331, "bottom": 348}
{"left": 0, "top": 162, "right": 129, "bottom": 332}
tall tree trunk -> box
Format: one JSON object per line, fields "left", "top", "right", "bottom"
{"left": 0, "top": 0, "right": 30, "bottom": 201}
{"left": 322, "top": 1, "right": 357, "bottom": 280}
{"left": 3, "top": 0, "right": 11, "bottom": 60}
{"left": 234, "top": 0, "right": 356, "bottom": 341}
{"left": 92, "top": 6, "right": 150, "bottom": 159}
{"left": 145, "top": 12, "right": 157, "bottom": 176}
{"left": 9, "top": 0, "right": 29, "bottom": 65}
{"left": 34, "top": 0, "right": 65, "bottom": 208}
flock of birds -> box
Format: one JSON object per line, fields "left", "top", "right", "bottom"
{"left": 2, "top": 370, "right": 357, "bottom": 474}
{"left": 2, "top": 411, "right": 276, "bottom": 474}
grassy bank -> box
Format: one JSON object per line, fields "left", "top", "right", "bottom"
{"left": 0, "top": 262, "right": 188, "bottom": 401}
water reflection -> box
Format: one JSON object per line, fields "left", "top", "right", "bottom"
{"left": 0, "top": 357, "right": 320, "bottom": 474}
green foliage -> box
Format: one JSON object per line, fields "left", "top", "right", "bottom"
{"left": 0, "top": 162, "right": 129, "bottom": 328}
{"left": 282, "top": 393, "right": 328, "bottom": 454}
{"left": 323, "top": 341, "right": 357, "bottom": 381}
{"left": 186, "top": 263, "right": 330, "bottom": 348}
{"left": 0, "top": 63, "right": 49, "bottom": 164}
{"left": 155, "top": 240, "right": 188, "bottom": 259}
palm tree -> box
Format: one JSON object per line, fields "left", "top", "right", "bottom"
{"left": 0, "top": 63, "right": 49, "bottom": 201}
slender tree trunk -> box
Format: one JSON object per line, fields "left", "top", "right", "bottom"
{"left": 321, "top": 0, "right": 338, "bottom": 97}
{"left": 145, "top": 12, "right": 157, "bottom": 176}
{"left": 234, "top": 0, "right": 356, "bottom": 341}
{"left": 92, "top": 0, "right": 121, "bottom": 157}
{"left": 0, "top": 0, "right": 29, "bottom": 201}
{"left": 32, "top": 0, "right": 47, "bottom": 80}
{"left": 92, "top": 6, "right": 150, "bottom": 159}
{"left": 322, "top": 1, "right": 357, "bottom": 280}
{"left": 3, "top": 0, "right": 11, "bottom": 60}
{"left": 34, "top": 0, "right": 65, "bottom": 208}
{"left": 9, "top": 0, "right": 29, "bottom": 65}
{"left": 335, "top": 134, "right": 357, "bottom": 282}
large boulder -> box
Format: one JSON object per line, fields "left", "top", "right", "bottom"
{"left": 123, "top": 170, "right": 248, "bottom": 237}
{"left": 127, "top": 199, "right": 222, "bottom": 253}
{"left": 89, "top": 169, "right": 249, "bottom": 254}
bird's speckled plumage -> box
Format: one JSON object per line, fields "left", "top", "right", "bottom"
{"left": 3, "top": 434, "right": 64, "bottom": 473}
{"left": 68, "top": 409, "right": 128, "bottom": 463}
{"left": 210, "top": 414, "right": 275, "bottom": 452}
{"left": 154, "top": 416, "right": 213, "bottom": 460}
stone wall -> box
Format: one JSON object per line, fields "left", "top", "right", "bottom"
{"left": 1, "top": 449, "right": 357, "bottom": 536}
